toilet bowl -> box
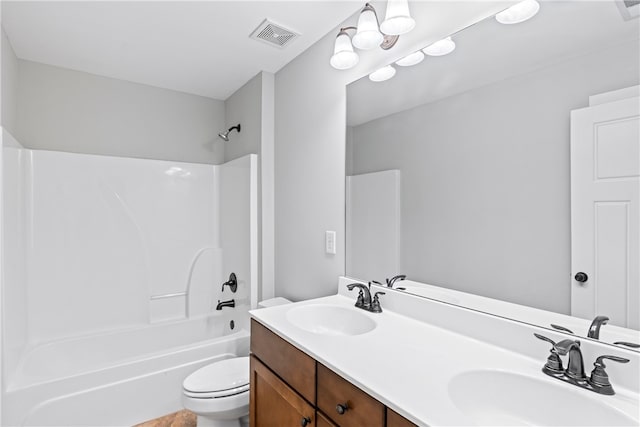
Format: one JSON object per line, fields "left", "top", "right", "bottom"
{"left": 182, "top": 357, "right": 250, "bottom": 427}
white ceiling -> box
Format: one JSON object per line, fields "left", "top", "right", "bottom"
{"left": 347, "top": 1, "right": 640, "bottom": 126}
{"left": 2, "top": 1, "right": 362, "bottom": 100}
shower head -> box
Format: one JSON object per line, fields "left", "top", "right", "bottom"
{"left": 218, "top": 124, "right": 241, "bottom": 141}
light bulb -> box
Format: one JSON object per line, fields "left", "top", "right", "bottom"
{"left": 330, "top": 30, "right": 359, "bottom": 70}
{"left": 495, "top": 0, "right": 540, "bottom": 25}
{"left": 380, "top": 0, "right": 415, "bottom": 36}
{"left": 422, "top": 37, "right": 456, "bottom": 56}
{"left": 352, "top": 5, "right": 384, "bottom": 50}
{"left": 369, "top": 65, "right": 396, "bottom": 82}
{"left": 395, "top": 51, "right": 425, "bottom": 67}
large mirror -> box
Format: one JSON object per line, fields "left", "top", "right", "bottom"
{"left": 346, "top": 1, "right": 640, "bottom": 348}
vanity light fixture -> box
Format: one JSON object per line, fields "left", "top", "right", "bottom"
{"left": 352, "top": 3, "right": 384, "bottom": 50}
{"left": 330, "top": 28, "right": 360, "bottom": 69}
{"left": 395, "top": 50, "right": 425, "bottom": 67}
{"left": 422, "top": 36, "right": 456, "bottom": 56}
{"left": 380, "top": 0, "right": 416, "bottom": 35}
{"left": 330, "top": 1, "right": 415, "bottom": 70}
{"left": 495, "top": 0, "right": 540, "bottom": 24}
{"left": 369, "top": 65, "right": 396, "bottom": 82}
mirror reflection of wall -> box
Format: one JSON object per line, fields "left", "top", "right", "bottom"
{"left": 346, "top": 2, "right": 639, "bottom": 323}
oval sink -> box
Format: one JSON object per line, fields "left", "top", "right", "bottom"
{"left": 286, "top": 304, "right": 377, "bottom": 336}
{"left": 448, "top": 370, "right": 637, "bottom": 426}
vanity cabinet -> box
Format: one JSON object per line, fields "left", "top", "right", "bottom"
{"left": 250, "top": 356, "right": 316, "bottom": 426}
{"left": 387, "top": 408, "right": 418, "bottom": 427}
{"left": 250, "top": 319, "right": 417, "bottom": 427}
{"left": 316, "top": 412, "right": 338, "bottom": 427}
{"left": 317, "top": 363, "right": 385, "bottom": 427}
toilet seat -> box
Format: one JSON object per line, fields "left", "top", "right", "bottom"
{"left": 183, "top": 356, "right": 249, "bottom": 399}
{"left": 184, "top": 383, "right": 249, "bottom": 399}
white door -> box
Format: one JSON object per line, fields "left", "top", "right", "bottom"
{"left": 346, "top": 170, "right": 400, "bottom": 281}
{"left": 571, "top": 96, "right": 640, "bottom": 329}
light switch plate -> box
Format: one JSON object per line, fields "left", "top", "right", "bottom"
{"left": 325, "top": 231, "right": 336, "bottom": 255}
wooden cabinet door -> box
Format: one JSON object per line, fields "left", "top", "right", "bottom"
{"left": 250, "top": 355, "right": 316, "bottom": 427}
{"left": 316, "top": 412, "right": 338, "bottom": 427}
{"left": 251, "top": 319, "right": 317, "bottom": 403}
{"left": 387, "top": 408, "right": 418, "bottom": 427}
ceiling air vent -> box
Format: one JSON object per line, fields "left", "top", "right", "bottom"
{"left": 250, "top": 19, "right": 299, "bottom": 49}
{"left": 616, "top": 0, "right": 640, "bottom": 20}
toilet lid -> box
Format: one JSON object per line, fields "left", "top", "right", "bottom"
{"left": 183, "top": 356, "right": 249, "bottom": 397}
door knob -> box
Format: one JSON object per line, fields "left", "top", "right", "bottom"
{"left": 574, "top": 272, "right": 588, "bottom": 283}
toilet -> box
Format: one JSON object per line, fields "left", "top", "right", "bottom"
{"left": 182, "top": 356, "right": 250, "bottom": 427}
{"left": 182, "top": 298, "right": 291, "bottom": 427}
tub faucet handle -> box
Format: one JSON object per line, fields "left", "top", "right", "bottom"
{"left": 221, "top": 273, "right": 238, "bottom": 293}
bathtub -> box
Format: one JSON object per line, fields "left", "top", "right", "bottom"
{"left": 3, "top": 310, "right": 249, "bottom": 426}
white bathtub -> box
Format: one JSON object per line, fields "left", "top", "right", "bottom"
{"left": 3, "top": 310, "right": 250, "bottom": 426}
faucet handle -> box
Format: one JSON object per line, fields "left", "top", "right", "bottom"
{"left": 550, "top": 324, "right": 574, "bottom": 334}
{"left": 355, "top": 290, "right": 365, "bottom": 308}
{"left": 386, "top": 274, "right": 407, "bottom": 287}
{"left": 221, "top": 272, "right": 238, "bottom": 293}
{"left": 594, "top": 355, "right": 630, "bottom": 366}
{"left": 613, "top": 341, "right": 640, "bottom": 349}
{"left": 371, "top": 292, "right": 385, "bottom": 313}
{"left": 534, "top": 333, "right": 564, "bottom": 373}
{"left": 589, "top": 355, "right": 630, "bottom": 394}
{"left": 534, "top": 333, "right": 557, "bottom": 346}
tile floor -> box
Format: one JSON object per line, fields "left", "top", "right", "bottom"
{"left": 134, "top": 410, "right": 196, "bottom": 427}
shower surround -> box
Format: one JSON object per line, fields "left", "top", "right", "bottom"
{"left": 1, "top": 145, "right": 257, "bottom": 426}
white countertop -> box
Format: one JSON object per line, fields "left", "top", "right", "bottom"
{"left": 250, "top": 287, "right": 640, "bottom": 426}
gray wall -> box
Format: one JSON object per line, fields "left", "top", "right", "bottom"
{"left": 1, "top": 28, "right": 18, "bottom": 135}
{"left": 223, "top": 71, "right": 276, "bottom": 301}
{"left": 15, "top": 60, "right": 226, "bottom": 164}
{"left": 348, "top": 40, "right": 640, "bottom": 313}
{"left": 224, "top": 73, "right": 262, "bottom": 162}
{"left": 273, "top": 4, "right": 507, "bottom": 301}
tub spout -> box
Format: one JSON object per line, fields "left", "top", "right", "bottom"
{"left": 216, "top": 299, "right": 235, "bottom": 310}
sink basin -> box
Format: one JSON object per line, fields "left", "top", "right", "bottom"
{"left": 286, "top": 304, "right": 377, "bottom": 336}
{"left": 448, "top": 370, "right": 638, "bottom": 426}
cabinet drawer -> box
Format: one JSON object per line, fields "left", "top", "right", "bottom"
{"left": 387, "top": 408, "right": 418, "bottom": 427}
{"left": 317, "top": 363, "right": 384, "bottom": 427}
{"left": 250, "top": 319, "right": 316, "bottom": 403}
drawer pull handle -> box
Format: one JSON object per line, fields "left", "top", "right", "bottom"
{"left": 336, "top": 403, "right": 349, "bottom": 415}
{"left": 301, "top": 416, "right": 312, "bottom": 426}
